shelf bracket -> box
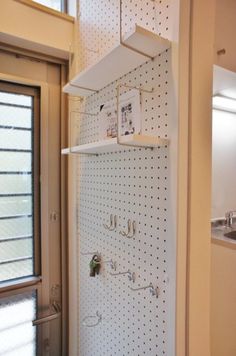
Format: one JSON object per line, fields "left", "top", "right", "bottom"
{"left": 120, "top": 42, "right": 153, "bottom": 60}
{"left": 69, "top": 82, "right": 98, "bottom": 95}
{"left": 68, "top": 110, "right": 99, "bottom": 155}
{"left": 116, "top": 83, "right": 154, "bottom": 149}
{"left": 119, "top": 0, "right": 154, "bottom": 60}
{"left": 68, "top": 96, "right": 84, "bottom": 103}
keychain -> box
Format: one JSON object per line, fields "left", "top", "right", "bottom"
{"left": 89, "top": 254, "right": 101, "bottom": 277}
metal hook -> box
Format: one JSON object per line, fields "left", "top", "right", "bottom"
{"left": 96, "top": 260, "right": 116, "bottom": 271}
{"left": 85, "top": 47, "right": 100, "bottom": 54}
{"left": 217, "top": 48, "right": 226, "bottom": 56}
{"left": 119, "top": 219, "right": 131, "bottom": 237}
{"left": 116, "top": 84, "right": 154, "bottom": 146}
{"left": 68, "top": 96, "right": 84, "bottom": 103}
{"left": 109, "top": 269, "right": 135, "bottom": 283}
{"left": 68, "top": 110, "right": 99, "bottom": 155}
{"left": 119, "top": 220, "right": 136, "bottom": 238}
{"left": 103, "top": 214, "right": 117, "bottom": 231}
{"left": 103, "top": 260, "right": 116, "bottom": 271}
{"left": 129, "top": 283, "right": 159, "bottom": 298}
{"left": 82, "top": 311, "right": 102, "bottom": 327}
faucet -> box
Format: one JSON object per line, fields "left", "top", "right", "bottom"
{"left": 225, "top": 211, "right": 236, "bottom": 228}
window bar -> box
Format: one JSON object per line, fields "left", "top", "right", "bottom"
{"left": 0, "top": 256, "right": 33, "bottom": 266}
{"left": 0, "top": 235, "right": 32, "bottom": 243}
{"left": 0, "top": 148, "right": 32, "bottom": 153}
{"left": 0, "top": 214, "right": 32, "bottom": 220}
{"left": 62, "top": 0, "right": 67, "bottom": 13}
{"left": 0, "top": 101, "right": 32, "bottom": 109}
{"left": 0, "top": 125, "right": 32, "bottom": 131}
{"left": 0, "top": 193, "right": 32, "bottom": 197}
{"left": 0, "top": 171, "right": 32, "bottom": 175}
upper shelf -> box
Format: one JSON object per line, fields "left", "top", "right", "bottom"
{"left": 63, "top": 25, "right": 171, "bottom": 96}
{"left": 61, "top": 134, "right": 169, "bottom": 155}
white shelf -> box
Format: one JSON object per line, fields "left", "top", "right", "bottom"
{"left": 63, "top": 25, "right": 171, "bottom": 96}
{"left": 61, "top": 148, "right": 71, "bottom": 155}
{"left": 61, "top": 134, "right": 169, "bottom": 155}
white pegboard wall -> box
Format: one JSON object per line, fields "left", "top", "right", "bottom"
{"left": 78, "top": 147, "right": 169, "bottom": 356}
{"left": 73, "top": 1, "right": 175, "bottom": 355}
{"left": 77, "top": 0, "right": 174, "bottom": 72}
{"left": 74, "top": 52, "right": 170, "bottom": 146}
{"left": 77, "top": 0, "right": 120, "bottom": 71}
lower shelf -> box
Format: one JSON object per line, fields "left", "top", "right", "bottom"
{"left": 61, "top": 134, "right": 169, "bottom": 155}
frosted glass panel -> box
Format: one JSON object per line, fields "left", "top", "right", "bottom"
{"left": 0, "top": 106, "right": 31, "bottom": 128}
{"left": 0, "top": 92, "right": 31, "bottom": 107}
{"left": 0, "top": 129, "right": 31, "bottom": 150}
{"left": 0, "top": 239, "right": 33, "bottom": 261}
{"left": 0, "top": 152, "right": 31, "bottom": 171}
{"left": 33, "top": 0, "right": 62, "bottom": 11}
{"left": 0, "top": 259, "right": 33, "bottom": 281}
{"left": 0, "top": 88, "right": 35, "bottom": 283}
{"left": 0, "top": 216, "right": 32, "bottom": 239}
{"left": 4, "top": 344, "right": 35, "bottom": 356}
{"left": 0, "top": 291, "right": 36, "bottom": 356}
{"left": 0, "top": 197, "right": 32, "bottom": 216}
{"left": 0, "top": 175, "right": 32, "bottom": 195}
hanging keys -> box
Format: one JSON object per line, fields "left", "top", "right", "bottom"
{"left": 89, "top": 254, "right": 101, "bottom": 277}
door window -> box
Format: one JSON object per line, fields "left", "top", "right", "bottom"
{"left": 0, "top": 291, "right": 37, "bottom": 356}
{"left": 0, "top": 82, "right": 40, "bottom": 356}
{"left": 0, "top": 85, "right": 40, "bottom": 282}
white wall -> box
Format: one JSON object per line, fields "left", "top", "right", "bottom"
{"left": 212, "top": 109, "right": 236, "bottom": 218}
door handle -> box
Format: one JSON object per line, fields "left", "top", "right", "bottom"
{"left": 32, "top": 301, "right": 61, "bottom": 326}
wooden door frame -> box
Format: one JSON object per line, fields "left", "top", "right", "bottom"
{"left": 176, "top": 1, "right": 215, "bottom": 355}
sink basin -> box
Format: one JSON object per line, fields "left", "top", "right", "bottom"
{"left": 224, "top": 231, "right": 236, "bottom": 240}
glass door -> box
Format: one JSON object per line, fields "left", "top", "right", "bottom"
{"left": 0, "top": 80, "right": 62, "bottom": 355}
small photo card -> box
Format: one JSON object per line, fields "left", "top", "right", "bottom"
{"left": 99, "top": 100, "right": 118, "bottom": 140}
{"left": 119, "top": 88, "right": 141, "bottom": 136}
{"left": 99, "top": 88, "right": 141, "bottom": 140}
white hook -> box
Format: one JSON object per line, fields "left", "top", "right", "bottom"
{"left": 109, "top": 269, "right": 135, "bottom": 283}
{"left": 102, "top": 259, "right": 117, "bottom": 271}
{"left": 103, "top": 214, "right": 117, "bottom": 231}
{"left": 129, "top": 283, "right": 159, "bottom": 298}
{"left": 119, "top": 220, "right": 136, "bottom": 238}
{"left": 82, "top": 311, "right": 102, "bottom": 327}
